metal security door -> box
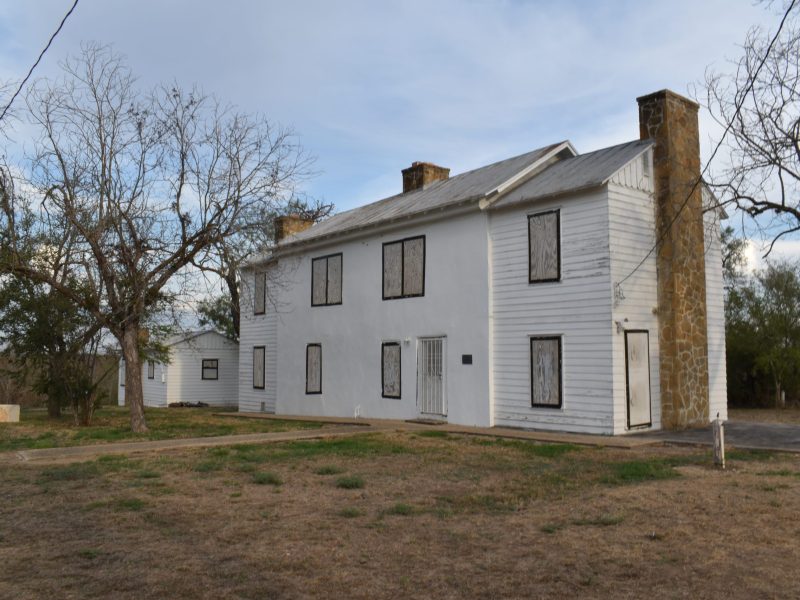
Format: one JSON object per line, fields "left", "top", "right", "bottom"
{"left": 625, "top": 331, "right": 652, "bottom": 428}
{"left": 417, "top": 337, "right": 446, "bottom": 417}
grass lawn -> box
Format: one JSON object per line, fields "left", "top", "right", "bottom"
{"left": 1, "top": 430, "right": 799, "bottom": 598}
{"left": 0, "top": 406, "right": 324, "bottom": 452}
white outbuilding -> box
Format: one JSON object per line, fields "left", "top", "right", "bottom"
{"left": 118, "top": 330, "right": 238, "bottom": 408}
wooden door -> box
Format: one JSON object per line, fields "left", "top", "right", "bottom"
{"left": 625, "top": 331, "right": 651, "bottom": 428}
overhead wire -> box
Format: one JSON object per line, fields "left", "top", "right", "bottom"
{"left": 615, "top": 0, "right": 797, "bottom": 295}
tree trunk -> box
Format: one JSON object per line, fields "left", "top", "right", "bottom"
{"left": 224, "top": 270, "right": 240, "bottom": 339}
{"left": 45, "top": 358, "right": 62, "bottom": 418}
{"left": 120, "top": 326, "right": 148, "bottom": 433}
{"left": 46, "top": 395, "right": 62, "bottom": 418}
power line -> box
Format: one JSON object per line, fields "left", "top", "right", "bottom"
{"left": 0, "top": 0, "right": 80, "bottom": 124}
{"left": 615, "top": 0, "right": 797, "bottom": 293}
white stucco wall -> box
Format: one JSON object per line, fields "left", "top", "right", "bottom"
{"left": 242, "top": 209, "right": 493, "bottom": 426}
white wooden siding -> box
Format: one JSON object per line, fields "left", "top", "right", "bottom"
{"left": 142, "top": 362, "right": 168, "bottom": 407}
{"left": 166, "top": 333, "right": 239, "bottom": 407}
{"left": 608, "top": 157, "right": 661, "bottom": 434}
{"left": 238, "top": 268, "right": 278, "bottom": 412}
{"left": 704, "top": 208, "right": 728, "bottom": 421}
{"left": 490, "top": 188, "right": 616, "bottom": 434}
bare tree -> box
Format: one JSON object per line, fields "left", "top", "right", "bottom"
{"left": 194, "top": 195, "right": 332, "bottom": 339}
{"left": 703, "top": 1, "right": 800, "bottom": 253}
{"left": 0, "top": 44, "right": 310, "bottom": 432}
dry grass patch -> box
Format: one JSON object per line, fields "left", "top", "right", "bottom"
{"left": 1, "top": 431, "right": 799, "bottom": 599}
{"left": 0, "top": 406, "right": 324, "bottom": 452}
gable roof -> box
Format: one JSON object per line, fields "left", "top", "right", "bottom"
{"left": 282, "top": 141, "right": 573, "bottom": 247}
{"left": 271, "top": 138, "right": 653, "bottom": 253}
{"left": 165, "top": 329, "right": 236, "bottom": 347}
{"left": 487, "top": 139, "right": 653, "bottom": 210}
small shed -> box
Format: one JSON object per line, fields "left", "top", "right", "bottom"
{"left": 118, "top": 330, "right": 238, "bottom": 408}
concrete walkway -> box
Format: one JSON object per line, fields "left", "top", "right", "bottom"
{"left": 0, "top": 414, "right": 658, "bottom": 466}
{"left": 637, "top": 420, "right": 800, "bottom": 453}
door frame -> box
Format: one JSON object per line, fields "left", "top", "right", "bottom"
{"left": 625, "top": 329, "right": 652, "bottom": 429}
{"left": 416, "top": 335, "right": 447, "bottom": 418}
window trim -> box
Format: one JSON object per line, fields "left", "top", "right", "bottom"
{"left": 310, "top": 252, "right": 343, "bottom": 307}
{"left": 381, "top": 341, "right": 402, "bottom": 399}
{"left": 527, "top": 209, "right": 561, "bottom": 284}
{"left": 147, "top": 360, "right": 155, "bottom": 380}
{"left": 201, "top": 358, "right": 219, "bottom": 381}
{"left": 254, "top": 271, "right": 266, "bottom": 315}
{"left": 530, "top": 335, "right": 563, "bottom": 409}
{"left": 253, "top": 346, "right": 265, "bottom": 390}
{"left": 382, "top": 235, "right": 426, "bottom": 300}
{"left": 305, "top": 343, "right": 322, "bottom": 395}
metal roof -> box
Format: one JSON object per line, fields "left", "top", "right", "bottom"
{"left": 488, "top": 139, "right": 653, "bottom": 210}
{"left": 276, "top": 138, "right": 653, "bottom": 250}
{"left": 282, "top": 142, "right": 567, "bottom": 247}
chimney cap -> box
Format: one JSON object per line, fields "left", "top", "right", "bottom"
{"left": 636, "top": 89, "right": 699, "bottom": 110}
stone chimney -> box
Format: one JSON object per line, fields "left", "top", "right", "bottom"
{"left": 274, "top": 214, "right": 314, "bottom": 243}
{"left": 402, "top": 161, "right": 450, "bottom": 193}
{"left": 637, "top": 89, "right": 709, "bottom": 430}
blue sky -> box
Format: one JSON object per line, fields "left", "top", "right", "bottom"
{"left": 0, "top": 0, "right": 792, "bottom": 264}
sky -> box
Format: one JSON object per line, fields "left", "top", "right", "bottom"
{"left": 0, "top": 0, "right": 796, "bottom": 268}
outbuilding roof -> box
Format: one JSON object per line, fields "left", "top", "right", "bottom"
{"left": 273, "top": 138, "right": 654, "bottom": 251}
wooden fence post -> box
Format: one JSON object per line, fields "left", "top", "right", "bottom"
{"left": 713, "top": 417, "right": 725, "bottom": 469}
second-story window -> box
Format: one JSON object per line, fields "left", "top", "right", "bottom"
{"left": 528, "top": 210, "right": 560, "bottom": 283}
{"left": 311, "top": 253, "right": 343, "bottom": 306}
{"left": 254, "top": 271, "right": 266, "bottom": 315}
{"left": 382, "top": 235, "right": 425, "bottom": 300}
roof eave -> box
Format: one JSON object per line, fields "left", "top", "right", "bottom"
{"left": 479, "top": 140, "right": 577, "bottom": 210}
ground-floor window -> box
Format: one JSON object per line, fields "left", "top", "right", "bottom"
{"left": 147, "top": 360, "right": 155, "bottom": 380}
{"left": 306, "top": 344, "right": 322, "bottom": 394}
{"left": 253, "top": 347, "right": 265, "bottom": 389}
{"left": 530, "top": 336, "right": 562, "bottom": 408}
{"left": 381, "top": 342, "right": 401, "bottom": 398}
{"left": 202, "top": 359, "right": 219, "bottom": 380}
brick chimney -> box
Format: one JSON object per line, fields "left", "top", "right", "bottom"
{"left": 274, "top": 214, "right": 314, "bottom": 243}
{"left": 402, "top": 161, "right": 450, "bottom": 193}
{"left": 637, "top": 89, "right": 709, "bottom": 430}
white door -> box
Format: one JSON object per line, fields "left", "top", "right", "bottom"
{"left": 417, "top": 337, "right": 446, "bottom": 417}
{"left": 625, "top": 331, "right": 651, "bottom": 428}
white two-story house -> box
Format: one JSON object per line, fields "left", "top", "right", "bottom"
{"left": 236, "top": 89, "right": 727, "bottom": 435}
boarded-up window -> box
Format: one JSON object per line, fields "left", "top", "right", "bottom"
{"left": 254, "top": 271, "right": 266, "bottom": 315}
{"left": 253, "top": 346, "right": 265, "bottom": 389}
{"left": 528, "top": 210, "right": 560, "bottom": 283}
{"left": 147, "top": 361, "right": 155, "bottom": 380}
{"left": 306, "top": 344, "right": 322, "bottom": 394}
{"left": 202, "top": 359, "right": 219, "bottom": 380}
{"left": 311, "top": 253, "right": 343, "bottom": 306}
{"left": 530, "top": 336, "right": 562, "bottom": 408}
{"left": 383, "top": 236, "right": 425, "bottom": 299}
{"left": 381, "top": 342, "right": 401, "bottom": 398}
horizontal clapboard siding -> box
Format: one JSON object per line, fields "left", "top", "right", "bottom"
{"left": 608, "top": 171, "right": 661, "bottom": 433}
{"left": 490, "top": 189, "right": 615, "bottom": 434}
{"left": 704, "top": 208, "right": 727, "bottom": 421}
{"left": 167, "top": 334, "right": 239, "bottom": 407}
{"left": 239, "top": 269, "right": 278, "bottom": 413}
{"left": 142, "top": 362, "right": 168, "bottom": 407}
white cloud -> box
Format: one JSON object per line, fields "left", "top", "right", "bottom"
{"left": 0, "top": 0, "right": 778, "bottom": 211}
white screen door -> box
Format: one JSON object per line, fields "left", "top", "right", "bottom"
{"left": 417, "top": 337, "right": 446, "bottom": 417}
{"left": 625, "top": 331, "right": 651, "bottom": 428}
